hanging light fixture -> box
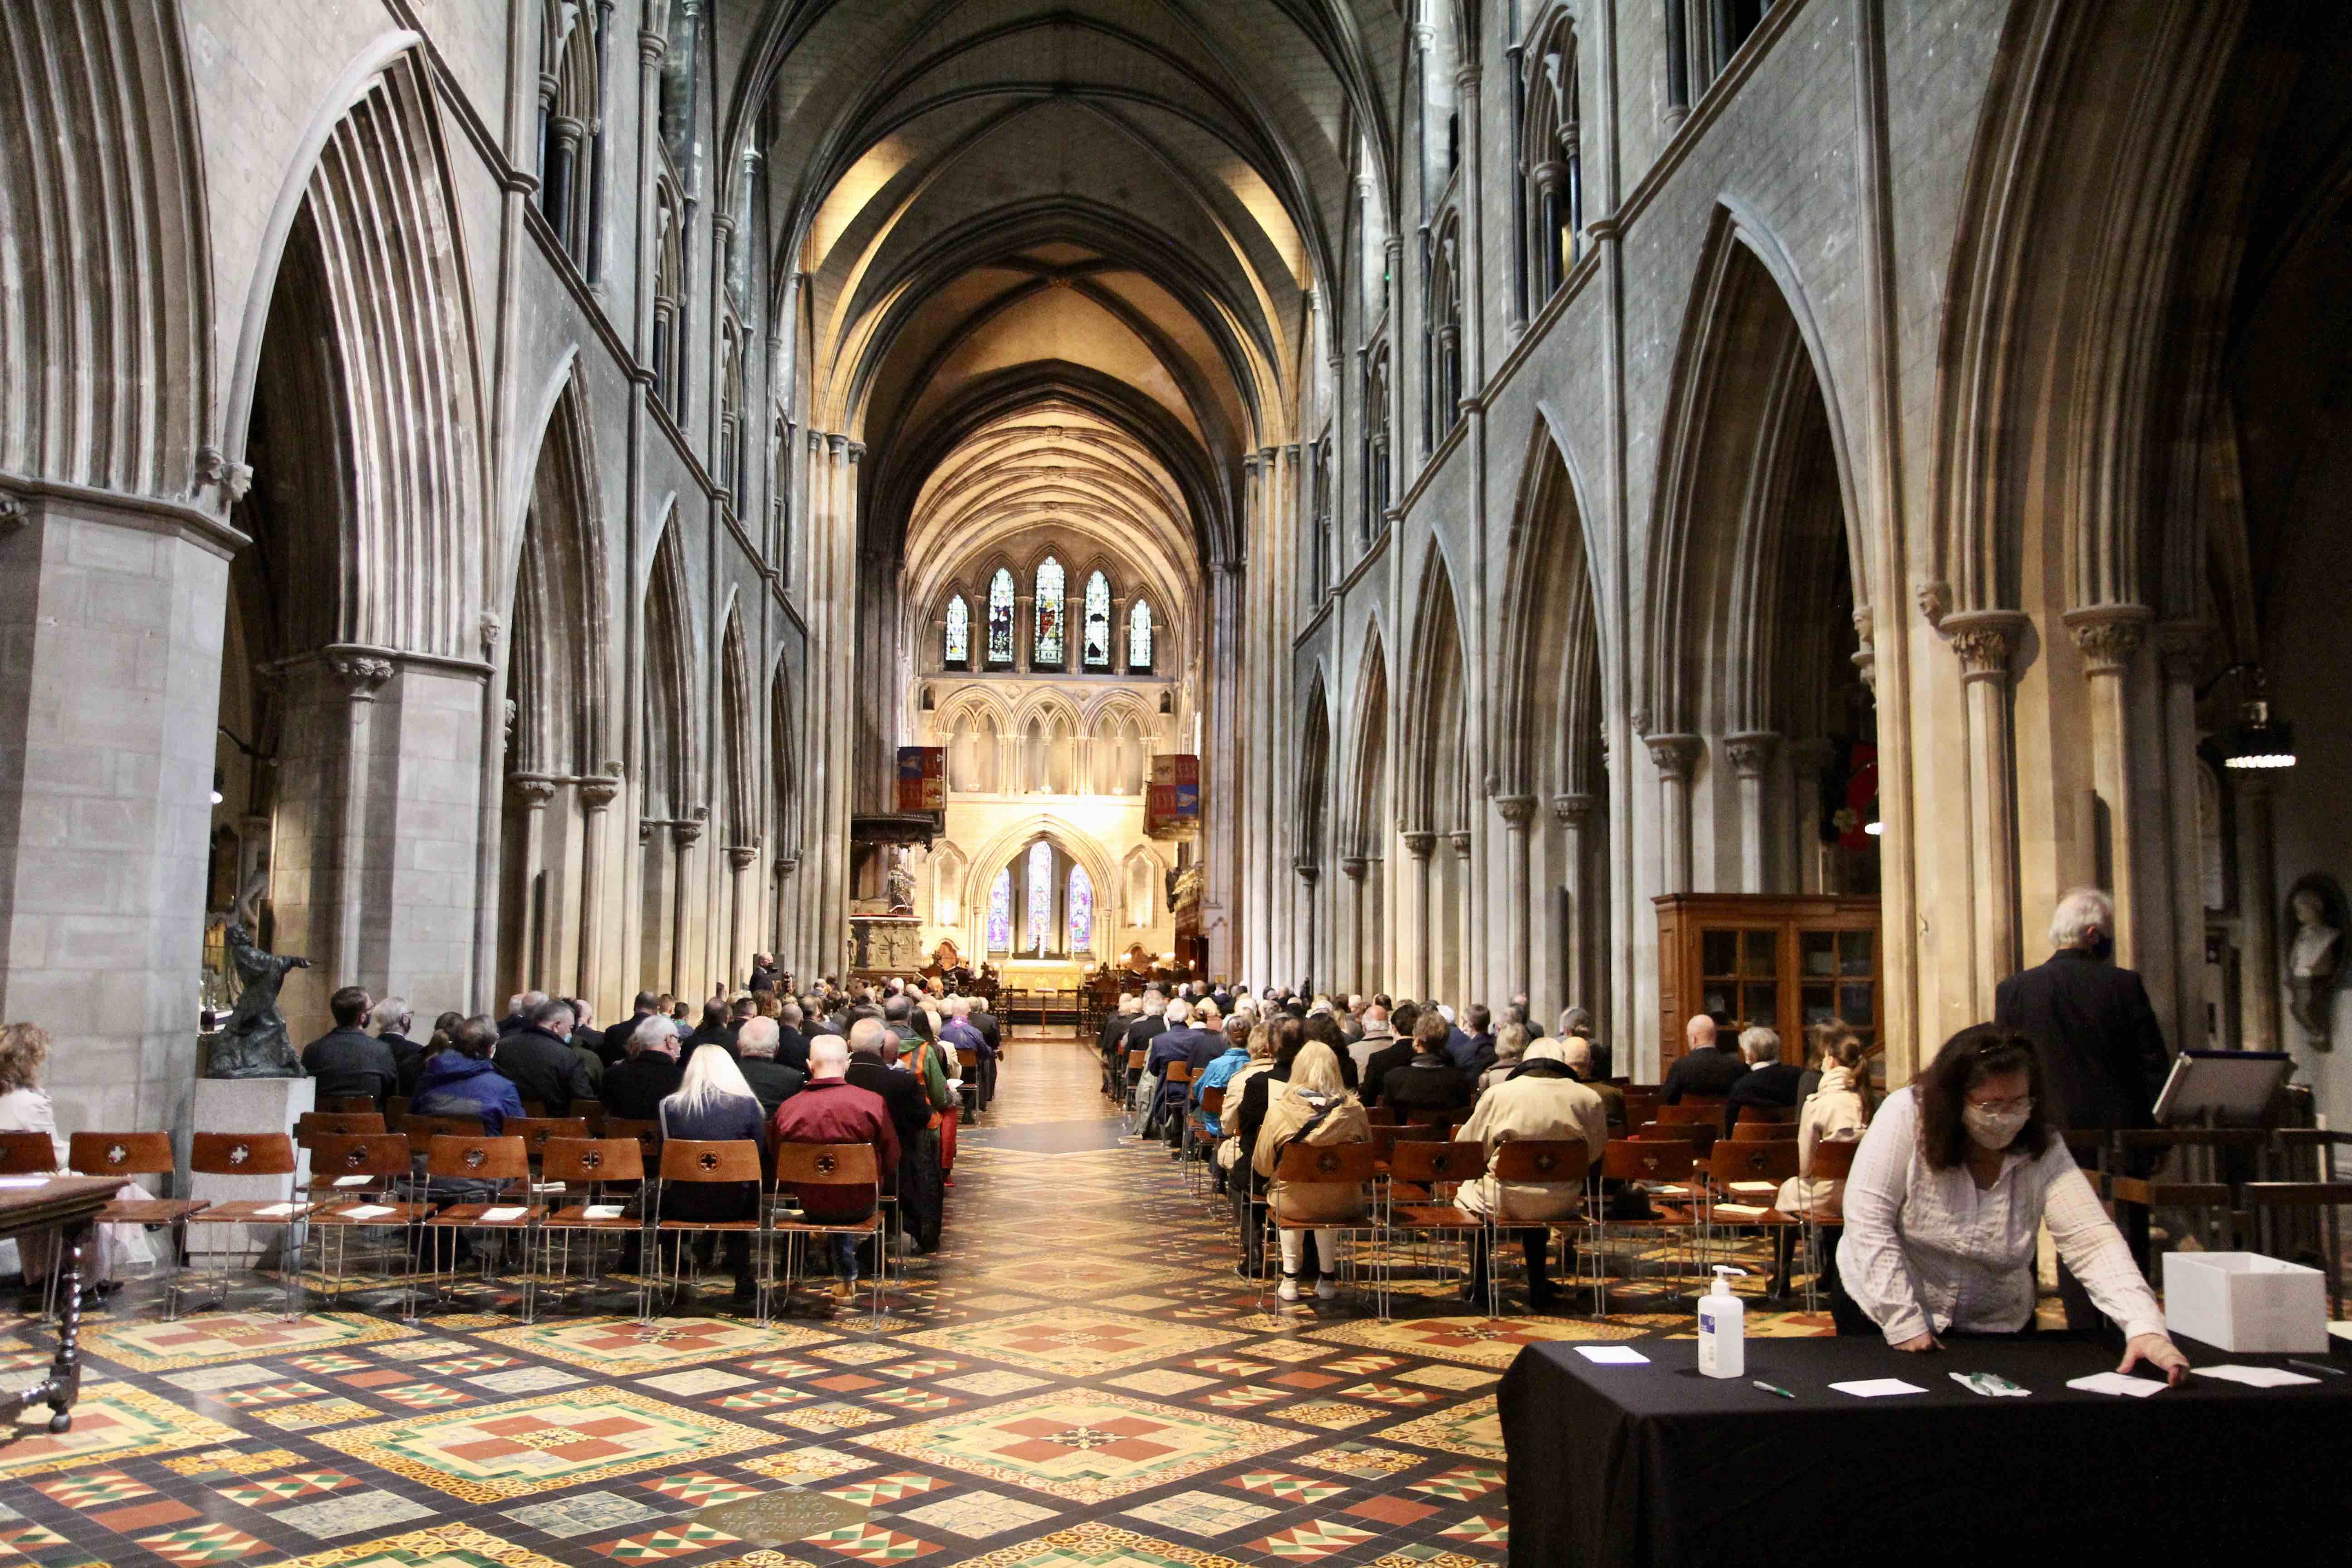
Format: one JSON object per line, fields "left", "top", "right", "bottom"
{"left": 2224, "top": 694, "right": 2296, "bottom": 770}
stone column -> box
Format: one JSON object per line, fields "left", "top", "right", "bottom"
{"left": 1449, "top": 830, "right": 1473, "bottom": 1004}
{"left": 1646, "top": 735, "right": 1701, "bottom": 895}
{"left": 1341, "top": 857, "right": 1368, "bottom": 997}
{"left": 669, "top": 815, "right": 703, "bottom": 998}
{"left": 1942, "top": 611, "right": 2028, "bottom": 1009}
{"left": 2063, "top": 604, "right": 2153, "bottom": 965}
{"left": 776, "top": 855, "right": 800, "bottom": 976}
{"left": 2156, "top": 623, "right": 2212, "bottom": 1052}
{"left": 1497, "top": 795, "right": 1537, "bottom": 1001}
{"left": 727, "top": 845, "right": 758, "bottom": 988}
{"left": 1553, "top": 792, "right": 1597, "bottom": 1014}
{"left": 1293, "top": 859, "right": 1319, "bottom": 992}
{"left": 0, "top": 481, "right": 240, "bottom": 1136}
{"left": 2235, "top": 774, "right": 2281, "bottom": 1053}
{"left": 575, "top": 770, "right": 621, "bottom": 1014}
{"left": 1786, "top": 738, "right": 1835, "bottom": 893}
{"left": 1405, "top": 831, "right": 1437, "bottom": 1000}
{"left": 1724, "top": 733, "right": 1779, "bottom": 893}
{"left": 507, "top": 774, "right": 558, "bottom": 989}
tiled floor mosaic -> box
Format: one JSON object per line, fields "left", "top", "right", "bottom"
{"left": 0, "top": 1029, "right": 1833, "bottom": 1564}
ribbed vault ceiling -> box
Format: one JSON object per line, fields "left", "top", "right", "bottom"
{"left": 727, "top": 0, "right": 1406, "bottom": 571}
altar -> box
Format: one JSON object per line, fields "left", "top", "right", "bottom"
{"left": 993, "top": 958, "right": 1088, "bottom": 992}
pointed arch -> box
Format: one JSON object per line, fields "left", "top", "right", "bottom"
{"left": 1345, "top": 627, "right": 1392, "bottom": 857}
{"left": 1495, "top": 417, "right": 1602, "bottom": 795}
{"left": 718, "top": 606, "right": 756, "bottom": 847}
{"left": 1404, "top": 541, "right": 1470, "bottom": 832}
{"left": 769, "top": 657, "right": 801, "bottom": 859}
{"left": 507, "top": 364, "right": 611, "bottom": 775}
{"left": 1298, "top": 666, "right": 1335, "bottom": 874}
{"left": 641, "top": 511, "right": 699, "bottom": 818}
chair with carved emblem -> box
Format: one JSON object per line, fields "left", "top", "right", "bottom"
{"left": 299, "top": 1132, "right": 429, "bottom": 1314}
{"left": 179, "top": 1132, "right": 311, "bottom": 1319}
{"left": 413, "top": 1135, "right": 540, "bottom": 1318}
{"left": 537, "top": 1137, "right": 651, "bottom": 1320}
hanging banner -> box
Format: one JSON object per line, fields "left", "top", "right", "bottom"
{"left": 897, "top": 746, "right": 945, "bottom": 813}
{"left": 1147, "top": 754, "right": 1201, "bottom": 839}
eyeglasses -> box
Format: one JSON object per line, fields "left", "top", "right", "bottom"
{"left": 1966, "top": 1095, "right": 2035, "bottom": 1115}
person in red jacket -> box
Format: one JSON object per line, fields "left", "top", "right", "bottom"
{"left": 771, "top": 1035, "right": 898, "bottom": 1294}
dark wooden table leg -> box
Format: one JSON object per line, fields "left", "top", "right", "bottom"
{"left": 43, "top": 1220, "right": 86, "bottom": 1433}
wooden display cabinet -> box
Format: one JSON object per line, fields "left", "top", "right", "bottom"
{"left": 1654, "top": 894, "right": 1882, "bottom": 1074}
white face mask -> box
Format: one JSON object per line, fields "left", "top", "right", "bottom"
{"left": 1963, "top": 1104, "right": 2031, "bottom": 1150}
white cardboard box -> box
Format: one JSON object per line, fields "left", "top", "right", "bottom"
{"left": 2162, "top": 1251, "right": 2328, "bottom": 1353}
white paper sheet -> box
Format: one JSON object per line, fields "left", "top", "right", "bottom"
{"left": 2067, "top": 1372, "right": 2167, "bottom": 1398}
{"left": 1711, "top": 1203, "right": 1773, "bottom": 1219}
{"left": 580, "top": 1204, "right": 626, "bottom": 1220}
{"left": 1576, "top": 1346, "right": 1651, "bottom": 1364}
{"left": 1828, "top": 1379, "right": 1928, "bottom": 1398}
{"left": 0, "top": 1177, "right": 49, "bottom": 1189}
{"left": 333, "top": 1175, "right": 372, "bottom": 1188}
{"left": 478, "top": 1205, "right": 528, "bottom": 1223}
{"left": 1729, "top": 1181, "right": 1779, "bottom": 1195}
{"left": 529, "top": 1181, "right": 565, "bottom": 1194}
{"left": 2193, "top": 1363, "right": 2319, "bottom": 1388}
{"left": 339, "top": 1204, "right": 395, "bottom": 1220}
{"left": 253, "top": 1202, "right": 296, "bottom": 1217}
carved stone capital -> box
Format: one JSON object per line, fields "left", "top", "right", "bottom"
{"left": 727, "top": 845, "right": 759, "bottom": 873}
{"left": 1447, "top": 830, "right": 1472, "bottom": 856}
{"left": 577, "top": 774, "right": 622, "bottom": 813}
{"left": 1495, "top": 793, "right": 1538, "bottom": 828}
{"left": 2155, "top": 620, "right": 2213, "bottom": 685}
{"left": 671, "top": 818, "right": 705, "bottom": 849}
{"left": 1940, "top": 608, "right": 2029, "bottom": 683}
{"left": 1340, "top": 856, "right": 1368, "bottom": 882}
{"left": 507, "top": 773, "right": 559, "bottom": 808}
{"left": 1551, "top": 791, "right": 1598, "bottom": 826}
{"left": 1402, "top": 831, "right": 1438, "bottom": 861}
{"left": 1645, "top": 734, "right": 1701, "bottom": 781}
{"left": 1292, "top": 858, "right": 1320, "bottom": 883}
{"left": 1725, "top": 732, "right": 1781, "bottom": 778}
{"left": 194, "top": 445, "right": 254, "bottom": 505}
{"left": 2063, "top": 603, "right": 2153, "bottom": 676}
{"left": 779, "top": 856, "right": 801, "bottom": 877}
{"left": 324, "top": 651, "right": 395, "bottom": 703}
{"left": 637, "top": 818, "right": 657, "bottom": 846}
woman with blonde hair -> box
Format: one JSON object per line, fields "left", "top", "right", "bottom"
{"left": 0, "top": 1023, "right": 156, "bottom": 1308}
{"left": 1251, "top": 1041, "right": 1371, "bottom": 1301}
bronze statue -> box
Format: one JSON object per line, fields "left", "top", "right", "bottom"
{"left": 206, "top": 921, "right": 310, "bottom": 1079}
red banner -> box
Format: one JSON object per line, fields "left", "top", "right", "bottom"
{"left": 897, "top": 746, "right": 945, "bottom": 813}
{"left": 1147, "top": 754, "right": 1201, "bottom": 839}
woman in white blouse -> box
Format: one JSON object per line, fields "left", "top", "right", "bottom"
{"left": 1837, "top": 1024, "right": 2188, "bottom": 1385}
{"left": 0, "top": 1023, "right": 155, "bottom": 1307}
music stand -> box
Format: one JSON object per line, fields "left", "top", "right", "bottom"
{"left": 2152, "top": 1050, "right": 2294, "bottom": 1128}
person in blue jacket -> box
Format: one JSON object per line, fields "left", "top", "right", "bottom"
{"left": 410, "top": 1016, "right": 524, "bottom": 1133}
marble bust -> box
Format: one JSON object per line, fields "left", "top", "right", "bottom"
{"left": 2286, "top": 877, "right": 2346, "bottom": 1052}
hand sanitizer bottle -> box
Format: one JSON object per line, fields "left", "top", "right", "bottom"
{"left": 1698, "top": 1266, "right": 1746, "bottom": 1378}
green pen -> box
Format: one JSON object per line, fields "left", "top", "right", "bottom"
{"left": 1752, "top": 1380, "right": 1796, "bottom": 1400}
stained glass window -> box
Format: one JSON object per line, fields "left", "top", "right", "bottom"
{"left": 987, "top": 570, "right": 1014, "bottom": 664}
{"left": 1034, "top": 557, "right": 1065, "bottom": 666}
{"left": 1083, "top": 572, "right": 1112, "bottom": 668}
{"left": 944, "top": 596, "right": 970, "bottom": 666}
{"left": 1128, "top": 598, "right": 1153, "bottom": 671}
{"left": 1026, "top": 840, "right": 1054, "bottom": 956}
{"left": 985, "top": 867, "right": 1012, "bottom": 952}
{"left": 1068, "top": 863, "right": 1094, "bottom": 954}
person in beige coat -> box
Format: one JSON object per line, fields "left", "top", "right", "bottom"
{"left": 1774, "top": 1034, "right": 1870, "bottom": 1301}
{"left": 1252, "top": 1042, "right": 1370, "bottom": 1301}
{"left": 1455, "top": 1038, "right": 1607, "bottom": 1312}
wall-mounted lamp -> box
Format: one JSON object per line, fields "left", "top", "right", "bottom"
{"left": 2200, "top": 663, "right": 2297, "bottom": 771}
{"left": 210, "top": 767, "right": 225, "bottom": 806}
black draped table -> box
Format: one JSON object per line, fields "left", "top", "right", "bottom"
{"left": 0, "top": 1176, "right": 119, "bottom": 1435}
{"left": 1499, "top": 1333, "right": 2352, "bottom": 1567}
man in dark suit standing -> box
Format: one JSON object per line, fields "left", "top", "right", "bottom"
{"left": 1996, "top": 887, "right": 2171, "bottom": 1322}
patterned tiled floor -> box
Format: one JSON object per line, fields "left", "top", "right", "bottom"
{"left": 0, "top": 1032, "right": 1832, "bottom": 1566}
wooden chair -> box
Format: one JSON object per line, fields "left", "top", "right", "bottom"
{"left": 1387, "top": 1140, "right": 1491, "bottom": 1303}
{"left": 1655, "top": 1104, "right": 1722, "bottom": 1156}
{"left": 386, "top": 1097, "right": 411, "bottom": 1122}
{"left": 1736, "top": 1105, "right": 1798, "bottom": 1126}
{"left": 398, "top": 1112, "right": 491, "bottom": 1142}
{"left": 652, "top": 1139, "right": 769, "bottom": 1317}
{"left": 1488, "top": 1139, "right": 1599, "bottom": 1315}
{"left": 537, "top": 1137, "right": 649, "bottom": 1318}
{"left": 1259, "top": 1142, "right": 1385, "bottom": 1316}
{"left": 180, "top": 1132, "right": 310, "bottom": 1320}
{"left": 1730, "top": 1120, "right": 1795, "bottom": 1142}
{"left": 1702, "top": 1139, "right": 1802, "bottom": 1294}
{"left": 767, "top": 1142, "right": 886, "bottom": 1324}
{"left": 1593, "top": 1139, "right": 1701, "bottom": 1312}
{"left": 506, "top": 1118, "right": 590, "bottom": 1212}
{"left": 321, "top": 1095, "right": 380, "bottom": 1115}
{"left": 63, "top": 1132, "right": 208, "bottom": 1318}
{"left": 1793, "top": 1138, "right": 1858, "bottom": 1312}
{"left": 296, "top": 1111, "right": 385, "bottom": 1148}
{"left": 301, "top": 1132, "right": 429, "bottom": 1311}
{"left": 954, "top": 1045, "right": 981, "bottom": 1122}
{"left": 1184, "top": 1086, "right": 1224, "bottom": 1196}
{"left": 565, "top": 1100, "right": 609, "bottom": 1137}
{"left": 0, "top": 1130, "right": 59, "bottom": 1175}
{"left": 1366, "top": 1104, "right": 1401, "bottom": 1127}
{"left": 604, "top": 1117, "right": 664, "bottom": 1163}
{"left": 415, "top": 1135, "right": 540, "bottom": 1319}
